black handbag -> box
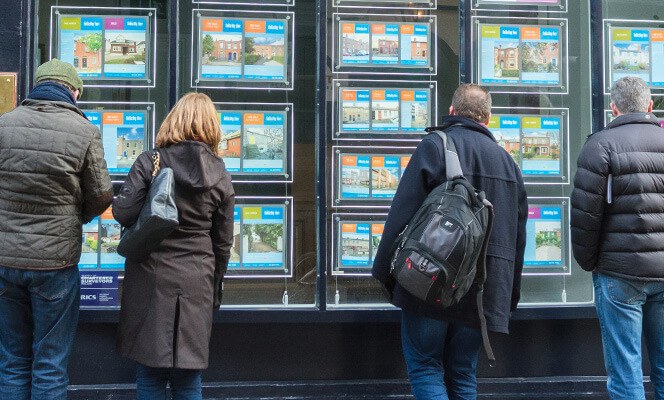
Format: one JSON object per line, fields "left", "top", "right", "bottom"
{"left": 117, "top": 150, "right": 179, "bottom": 261}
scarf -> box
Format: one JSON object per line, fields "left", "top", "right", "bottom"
{"left": 27, "top": 81, "right": 78, "bottom": 107}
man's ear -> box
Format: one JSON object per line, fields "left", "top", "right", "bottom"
{"left": 648, "top": 99, "right": 654, "bottom": 113}
{"left": 73, "top": 89, "right": 80, "bottom": 101}
{"left": 449, "top": 105, "right": 455, "bottom": 116}
{"left": 484, "top": 112, "right": 492, "bottom": 126}
{"left": 610, "top": 103, "right": 619, "bottom": 117}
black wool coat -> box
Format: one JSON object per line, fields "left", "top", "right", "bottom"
{"left": 113, "top": 141, "right": 235, "bottom": 369}
{"left": 571, "top": 112, "right": 664, "bottom": 281}
{"left": 372, "top": 115, "right": 528, "bottom": 334}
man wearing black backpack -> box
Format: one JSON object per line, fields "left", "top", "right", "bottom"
{"left": 372, "top": 84, "right": 528, "bottom": 400}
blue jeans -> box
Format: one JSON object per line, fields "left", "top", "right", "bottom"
{"left": 136, "top": 363, "right": 202, "bottom": 400}
{"left": 0, "top": 265, "right": 80, "bottom": 400}
{"left": 401, "top": 309, "right": 483, "bottom": 400}
{"left": 594, "top": 271, "right": 664, "bottom": 400}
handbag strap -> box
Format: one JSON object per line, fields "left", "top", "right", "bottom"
{"left": 151, "top": 150, "right": 161, "bottom": 177}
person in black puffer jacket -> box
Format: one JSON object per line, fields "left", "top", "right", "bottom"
{"left": 571, "top": 76, "right": 664, "bottom": 400}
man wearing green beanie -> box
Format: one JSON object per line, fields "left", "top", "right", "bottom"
{"left": 0, "top": 58, "right": 112, "bottom": 400}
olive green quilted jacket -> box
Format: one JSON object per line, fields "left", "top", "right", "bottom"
{"left": 0, "top": 99, "right": 112, "bottom": 270}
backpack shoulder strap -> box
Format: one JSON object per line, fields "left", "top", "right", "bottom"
{"left": 432, "top": 130, "right": 463, "bottom": 181}
{"left": 475, "top": 198, "right": 496, "bottom": 367}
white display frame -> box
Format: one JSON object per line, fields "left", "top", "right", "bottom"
{"left": 79, "top": 101, "right": 156, "bottom": 183}
{"left": 332, "top": 0, "right": 436, "bottom": 11}
{"left": 332, "top": 13, "right": 437, "bottom": 76}
{"left": 522, "top": 197, "right": 571, "bottom": 277}
{"left": 471, "top": 0, "right": 567, "bottom": 13}
{"left": 604, "top": 108, "right": 664, "bottom": 128}
{"left": 191, "top": 9, "right": 295, "bottom": 91}
{"left": 330, "top": 212, "right": 388, "bottom": 277}
{"left": 215, "top": 102, "right": 294, "bottom": 183}
{"left": 193, "top": 0, "right": 294, "bottom": 7}
{"left": 50, "top": 6, "right": 157, "bottom": 88}
{"left": 489, "top": 107, "right": 570, "bottom": 185}
{"left": 225, "top": 196, "right": 294, "bottom": 279}
{"left": 471, "top": 16, "right": 569, "bottom": 94}
{"left": 603, "top": 19, "right": 664, "bottom": 94}
{"left": 332, "top": 79, "right": 437, "bottom": 141}
{"left": 331, "top": 145, "right": 415, "bottom": 208}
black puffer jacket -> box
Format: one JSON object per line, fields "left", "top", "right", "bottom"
{"left": 571, "top": 112, "right": 664, "bottom": 280}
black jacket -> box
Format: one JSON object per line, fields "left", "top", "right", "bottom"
{"left": 372, "top": 115, "right": 528, "bottom": 334}
{"left": 571, "top": 112, "right": 664, "bottom": 281}
{"left": 113, "top": 141, "right": 235, "bottom": 369}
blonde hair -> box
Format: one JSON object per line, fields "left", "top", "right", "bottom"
{"left": 155, "top": 92, "right": 220, "bottom": 152}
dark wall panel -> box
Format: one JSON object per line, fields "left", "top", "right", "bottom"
{"left": 68, "top": 318, "right": 617, "bottom": 385}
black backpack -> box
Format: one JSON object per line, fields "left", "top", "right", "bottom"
{"left": 390, "top": 129, "right": 496, "bottom": 366}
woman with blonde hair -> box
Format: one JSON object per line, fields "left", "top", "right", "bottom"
{"left": 113, "top": 92, "right": 234, "bottom": 399}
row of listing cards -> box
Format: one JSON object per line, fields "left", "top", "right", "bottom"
{"left": 333, "top": 201, "right": 569, "bottom": 275}
{"left": 80, "top": 201, "right": 292, "bottom": 277}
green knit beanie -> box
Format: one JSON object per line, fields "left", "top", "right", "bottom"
{"left": 35, "top": 58, "right": 84, "bottom": 96}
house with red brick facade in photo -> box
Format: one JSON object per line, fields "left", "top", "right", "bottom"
{"left": 494, "top": 45, "right": 519, "bottom": 70}
{"left": 253, "top": 39, "right": 284, "bottom": 58}
{"left": 410, "top": 39, "right": 427, "bottom": 59}
{"left": 219, "top": 130, "right": 241, "bottom": 158}
{"left": 109, "top": 34, "right": 137, "bottom": 55}
{"left": 74, "top": 40, "right": 101, "bottom": 69}
{"left": 213, "top": 39, "right": 242, "bottom": 60}
{"left": 496, "top": 134, "right": 520, "bottom": 154}
{"left": 375, "top": 39, "right": 398, "bottom": 55}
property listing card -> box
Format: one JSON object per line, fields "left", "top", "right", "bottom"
{"left": 243, "top": 20, "right": 286, "bottom": 80}
{"left": 198, "top": 15, "right": 289, "bottom": 83}
{"left": 338, "top": 86, "right": 432, "bottom": 135}
{"left": 201, "top": 19, "right": 243, "bottom": 79}
{"left": 229, "top": 207, "right": 241, "bottom": 268}
{"left": 399, "top": 24, "right": 429, "bottom": 66}
{"left": 103, "top": 18, "right": 147, "bottom": 78}
{"left": 337, "top": 17, "right": 433, "bottom": 71}
{"left": 339, "top": 153, "right": 412, "bottom": 201}
{"left": 83, "top": 110, "right": 147, "bottom": 175}
{"left": 99, "top": 207, "right": 125, "bottom": 269}
{"left": 341, "top": 155, "right": 371, "bottom": 198}
{"left": 217, "top": 109, "right": 287, "bottom": 176}
{"left": 610, "top": 27, "right": 664, "bottom": 87}
{"left": 59, "top": 17, "right": 103, "bottom": 77}
{"left": 371, "top": 223, "right": 383, "bottom": 263}
{"left": 242, "top": 113, "right": 285, "bottom": 173}
{"left": 524, "top": 206, "right": 563, "bottom": 267}
{"left": 371, "top": 90, "right": 399, "bottom": 131}
{"left": 400, "top": 90, "right": 429, "bottom": 131}
{"left": 488, "top": 114, "right": 562, "bottom": 177}
{"left": 80, "top": 217, "right": 100, "bottom": 269}
{"left": 334, "top": 220, "right": 385, "bottom": 274}
{"left": 341, "top": 90, "right": 371, "bottom": 131}
{"left": 371, "top": 24, "right": 399, "bottom": 65}
{"left": 226, "top": 202, "right": 290, "bottom": 274}
{"left": 218, "top": 112, "right": 242, "bottom": 172}
{"left": 57, "top": 14, "right": 150, "bottom": 80}
{"left": 477, "top": 0, "right": 561, "bottom": 5}
{"left": 340, "top": 223, "right": 371, "bottom": 267}
{"left": 371, "top": 156, "right": 400, "bottom": 198}
{"left": 520, "top": 116, "right": 561, "bottom": 175}
{"left": 342, "top": 23, "right": 370, "bottom": 64}
{"left": 479, "top": 24, "right": 561, "bottom": 87}
{"left": 240, "top": 206, "right": 285, "bottom": 268}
